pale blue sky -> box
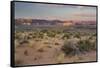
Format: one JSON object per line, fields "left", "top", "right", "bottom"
{"left": 15, "top": 2, "right": 96, "bottom": 21}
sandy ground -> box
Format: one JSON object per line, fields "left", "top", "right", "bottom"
{"left": 15, "top": 37, "right": 97, "bottom": 66}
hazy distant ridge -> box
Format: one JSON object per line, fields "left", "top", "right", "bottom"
{"left": 15, "top": 18, "right": 96, "bottom": 26}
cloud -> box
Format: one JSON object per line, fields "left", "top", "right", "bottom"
{"left": 71, "top": 11, "right": 96, "bottom": 18}
{"left": 74, "top": 13, "right": 96, "bottom": 17}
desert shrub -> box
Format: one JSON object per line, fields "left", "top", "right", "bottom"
{"left": 62, "top": 33, "right": 70, "bottom": 39}
{"left": 46, "top": 45, "right": 52, "bottom": 48}
{"left": 78, "top": 40, "right": 89, "bottom": 52}
{"left": 74, "top": 33, "right": 81, "bottom": 39}
{"left": 56, "top": 30, "right": 62, "bottom": 34}
{"left": 24, "top": 50, "right": 28, "bottom": 56}
{"left": 61, "top": 44, "right": 73, "bottom": 55}
{"left": 47, "top": 31, "right": 56, "bottom": 37}
{"left": 88, "top": 36, "right": 93, "bottom": 40}
{"left": 19, "top": 40, "right": 29, "bottom": 45}
{"left": 41, "top": 29, "right": 48, "bottom": 33}
{"left": 55, "top": 42, "right": 60, "bottom": 45}
{"left": 27, "top": 35, "right": 33, "bottom": 40}
{"left": 34, "top": 32, "right": 44, "bottom": 39}
{"left": 38, "top": 33, "right": 44, "bottom": 39}
{"left": 35, "top": 39, "right": 41, "bottom": 41}
{"left": 44, "top": 41, "right": 50, "bottom": 44}
{"left": 62, "top": 38, "right": 96, "bottom": 56}
{"left": 92, "top": 33, "right": 96, "bottom": 36}
{"left": 15, "top": 33, "right": 22, "bottom": 41}
{"left": 34, "top": 57, "right": 37, "bottom": 61}
{"left": 32, "top": 35, "right": 37, "bottom": 38}
{"left": 29, "top": 33, "right": 33, "bottom": 36}
{"left": 90, "top": 40, "right": 96, "bottom": 50}
{"left": 61, "top": 40, "right": 79, "bottom": 56}
{"left": 37, "top": 48, "right": 44, "bottom": 52}
{"left": 77, "top": 39, "right": 96, "bottom": 52}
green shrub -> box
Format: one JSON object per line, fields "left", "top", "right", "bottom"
{"left": 77, "top": 39, "right": 96, "bottom": 52}
{"left": 35, "top": 32, "right": 44, "bottom": 39}
{"left": 62, "top": 33, "right": 70, "bottom": 39}
{"left": 47, "top": 32, "right": 56, "bottom": 37}
{"left": 93, "top": 33, "right": 96, "bottom": 36}
{"left": 74, "top": 33, "right": 81, "bottom": 39}
{"left": 15, "top": 34, "right": 22, "bottom": 40}
{"left": 78, "top": 40, "right": 89, "bottom": 52}
{"left": 90, "top": 40, "right": 96, "bottom": 50}
{"left": 89, "top": 36, "right": 93, "bottom": 40}
{"left": 61, "top": 40, "right": 79, "bottom": 56}
{"left": 61, "top": 44, "right": 74, "bottom": 55}
{"left": 27, "top": 35, "right": 33, "bottom": 40}
{"left": 41, "top": 29, "right": 48, "bottom": 33}
{"left": 32, "top": 35, "right": 36, "bottom": 38}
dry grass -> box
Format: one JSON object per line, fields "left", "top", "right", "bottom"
{"left": 15, "top": 30, "right": 96, "bottom": 65}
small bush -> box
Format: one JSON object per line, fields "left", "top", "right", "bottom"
{"left": 74, "top": 33, "right": 81, "bottom": 39}
{"left": 89, "top": 36, "right": 93, "bottom": 40}
{"left": 38, "top": 33, "right": 44, "bottom": 39}
{"left": 15, "top": 34, "right": 22, "bottom": 41}
{"left": 44, "top": 42, "right": 50, "bottom": 44}
{"left": 47, "top": 32, "right": 56, "bottom": 37}
{"left": 37, "top": 48, "right": 44, "bottom": 52}
{"left": 55, "top": 42, "right": 60, "bottom": 45}
{"left": 19, "top": 40, "right": 29, "bottom": 45}
{"left": 24, "top": 50, "right": 28, "bottom": 56}
{"left": 77, "top": 39, "right": 96, "bottom": 52}
{"left": 62, "top": 33, "right": 70, "bottom": 39}
{"left": 61, "top": 40, "right": 79, "bottom": 56}
{"left": 46, "top": 46, "right": 52, "bottom": 48}
{"left": 32, "top": 35, "right": 36, "bottom": 38}
{"left": 93, "top": 33, "right": 96, "bottom": 36}
{"left": 90, "top": 40, "right": 96, "bottom": 50}
{"left": 41, "top": 29, "right": 48, "bottom": 33}
{"left": 35, "top": 39, "right": 41, "bottom": 41}
{"left": 34, "top": 57, "right": 37, "bottom": 61}
{"left": 78, "top": 40, "right": 89, "bottom": 52}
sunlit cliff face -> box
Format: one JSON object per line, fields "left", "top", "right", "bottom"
{"left": 63, "top": 21, "right": 73, "bottom": 26}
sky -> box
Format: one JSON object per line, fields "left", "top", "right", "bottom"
{"left": 15, "top": 2, "right": 97, "bottom": 21}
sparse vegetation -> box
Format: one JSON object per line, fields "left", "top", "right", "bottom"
{"left": 55, "top": 42, "right": 60, "bottom": 45}
{"left": 19, "top": 40, "right": 29, "bottom": 45}
{"left": 24, "top": 50, "right": 28, "bottom": 56}
{"left": 37, "top": 48, "right": 45, "bottom": 52}
{"left": 15, "top": 28, "right": 96, "bottom": 65}
{"left": 77, "top": 39, "right": 96, "bottom": 52}
{"left": 62, "top": 33, "right": 70, "bottom": 39}
{"left": 74, "top": 33, "right": 81, "bottom": 39}
{"left": 47, "top": 31, "right": 56, "bottom": 37}
{"left": 15, "top": 59, "right": 23, "bottom": 65}
{"left": 78, "top": 39, "right": 90, "bottom": 52}
{"left": 61, "top": 40, "right": 79, "bottom": 56}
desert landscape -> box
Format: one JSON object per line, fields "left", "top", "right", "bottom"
{"left": 14, "top": 19, "right": 97, "bottom": 66}
{"left": 14, "top": 2, "right": 97, "bottom": 66}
